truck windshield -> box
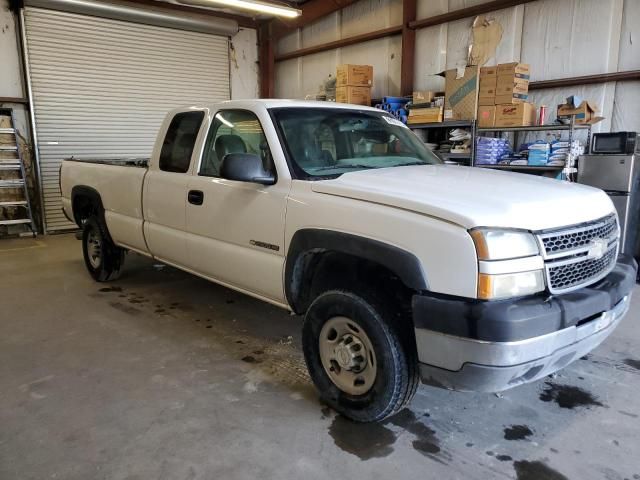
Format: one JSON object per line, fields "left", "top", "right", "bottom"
{"left": 270, "top": 107, "right": 441, "bottom": 179}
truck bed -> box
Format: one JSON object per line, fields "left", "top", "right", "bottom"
{"left": 60, "top": 157, "right": 149, "bottom": 253}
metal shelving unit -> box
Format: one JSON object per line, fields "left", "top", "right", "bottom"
{"left": 409, "top": 120, "right": 475, "bottom": 165}
{"left": 410, "top": 116, "right": 592, "bottom": 177}
{"left": 476, "top": 165, "right": 564, "bottom": 172}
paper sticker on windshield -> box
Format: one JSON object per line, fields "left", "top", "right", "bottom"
{"left": 382, "top": 116, "right": 408, "bottom": 128}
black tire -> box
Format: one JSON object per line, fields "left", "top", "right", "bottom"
{"left": 302, "top": 289, "right": 419, "bottom": 422}
{"left": 82, "top": 216, "right": 125, "bottom": 282}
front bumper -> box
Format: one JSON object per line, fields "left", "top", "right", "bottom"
{"left": 413, "top": 255, "right": 637, "bottom": 392}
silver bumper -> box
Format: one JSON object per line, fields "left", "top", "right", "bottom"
{"left": 416, "top": 294, "right": 631, "bottom": 392}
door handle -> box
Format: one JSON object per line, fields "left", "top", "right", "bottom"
{"left": 188, "top": 190, "right": 204, "bottom": 205}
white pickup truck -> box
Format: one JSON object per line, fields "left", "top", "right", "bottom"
{"left": 61, "top": 100, "right": 636, "bottom": 422}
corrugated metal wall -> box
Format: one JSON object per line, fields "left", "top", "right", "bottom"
{"left": 275, "top": 0, "right": 639, "bottom": 134}
{"left": 24, "top": 7, "right": 230, "bottom": 231}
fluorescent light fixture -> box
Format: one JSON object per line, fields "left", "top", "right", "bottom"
{"left": 181, "top": 0, "right": 301, "bottom": 18}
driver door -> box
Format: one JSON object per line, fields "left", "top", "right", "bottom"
{"left": 184, "top": 109, "right": 289, "bottom": 303}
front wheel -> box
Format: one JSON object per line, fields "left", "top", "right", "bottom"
{"left": 302, "top": 289, "right": 419, "bottom": 422}
{"left": 82, "top": 216, "right": 125, "bottom": 282}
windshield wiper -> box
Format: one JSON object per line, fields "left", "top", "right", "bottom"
{"left": 310, "top": 164, "right": 376, "bottom": 171}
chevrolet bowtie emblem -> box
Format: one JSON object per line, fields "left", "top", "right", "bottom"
{"left": 587, "top": 238, "right": 608, "bottom": 260}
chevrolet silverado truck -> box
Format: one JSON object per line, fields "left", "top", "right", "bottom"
{"left": 60, "top": 100, "right": 637, "bottom": 422}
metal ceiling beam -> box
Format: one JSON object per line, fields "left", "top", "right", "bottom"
{"left": 275, "top": 25, "right": 402, "bottom": 62}
{"left": 270, "top": 0, "right": 359, "bottom": 38}
{"left": 408, "top": 0, "right": 537, "bottom": 30}
{"left": 529, "top": 70, "right": 640, "bottom": 90}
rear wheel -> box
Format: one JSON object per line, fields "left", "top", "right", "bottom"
{"left": 302, "top": 289, "right": 419, "bottom": 422}
{"left": 82, "top": 216, "right": 125, "bottom": 282}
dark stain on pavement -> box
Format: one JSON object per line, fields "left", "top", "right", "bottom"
{"left": 328, "top": 415, "right": 396, "bottom": 460}
{"left": 99, "top": 286, "right": 122, "bottom": 293}
{"left": 496, "top": 454, "right": 512, "bottom": 462}
{"left": 327, "top": 408, "right": 446, "bottom": 462}
{"left": 623, "top": 358, "right": 640, "bottom": 370}
{"left": 513, "top": 460, "right": 568, "bottom": 480}
{"left": 539, "top": 382, "right": 604, "bottom": 409}
{"left": 619, "top": 410, "right": 639, "bottom": 418}
{"left": 388, "top": 409, "right": 444, "bottom": 461}
{"left": 241, "top": 355, "right": 261, "bottom": 364}
{"left": 108, "top": 301, "right": 140, "bottom": 316}
{"left": 504, "top": 425, "right": 533, "bottom": 441}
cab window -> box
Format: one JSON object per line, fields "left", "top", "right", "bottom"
{"left": 200, "top": 110, "right": 273, "bottom": 177}
{"left": 159, "top": 111, "right": 204, "bottom": 173}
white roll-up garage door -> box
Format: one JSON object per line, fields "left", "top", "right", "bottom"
{"left": 23, "top": 6, "right": 230, "bottom": 231}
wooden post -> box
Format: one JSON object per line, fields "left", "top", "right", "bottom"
{"left": 259, "top": 22, "right": 275, "bottom": 98}
{"left": 400, "top": 0, "right": 417, "bottom": 97}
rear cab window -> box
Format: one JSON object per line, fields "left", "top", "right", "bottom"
{"left": 159, "top": 111, "right": 205, "bottom": 173}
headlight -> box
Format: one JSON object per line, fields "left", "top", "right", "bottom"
{"left": 471, "top": 228, "right": 544, "bottom": 299}
{"left": 478, "top": 271, "right": 545, "bottom": 300}
{"left": 470, "top": 228, "right": 539, "bottom": 260}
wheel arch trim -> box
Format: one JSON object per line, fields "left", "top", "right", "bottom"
{"left": 285, "top": 229, "right": 428, "bottom": 313}
{"left": 70, "top": 185, "right": 104, "bottom": 227}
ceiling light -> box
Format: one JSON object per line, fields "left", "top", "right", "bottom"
{"left": 179, "top": 0, "right": 301, "bottom": 18}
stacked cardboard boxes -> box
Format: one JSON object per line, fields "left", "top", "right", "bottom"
{"left": 477, "top": 62, "right": 536, "bottom": 127}
{"left": 408, "top": 91, "right": 446, "bottom": 124}
{"left": 495, "top": 62, "right": 530, "bottom": 104}
{"left": 336, "top": 64, "right": 373, "bottom": 106}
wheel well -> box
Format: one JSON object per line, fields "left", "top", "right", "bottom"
{"left": 71, "top": 186, "right": 104, "bottom": 228}
{"left": 288, "top": 250, "right": 416, "bottom": 316}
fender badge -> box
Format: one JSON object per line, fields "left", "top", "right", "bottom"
{"left": 250, "top": 240, "right": 280, "bottom": 252}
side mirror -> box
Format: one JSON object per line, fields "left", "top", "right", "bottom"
{"left": 220, "top": 153, "right": 276, "bottom": 185}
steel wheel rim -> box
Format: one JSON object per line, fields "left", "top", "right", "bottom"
{"left": 319, "top": 316, "right": 377, "bottom": 395}
{"left": 87, "top": 229, "right": 102, "bottom": 269}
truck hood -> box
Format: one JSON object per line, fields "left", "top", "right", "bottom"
{"left": 311, "top": 165, "right": 614, "bottom": 230}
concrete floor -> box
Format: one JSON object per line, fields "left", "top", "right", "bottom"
{"left": 1, "top": 234, "right": 640, "bottom": 480}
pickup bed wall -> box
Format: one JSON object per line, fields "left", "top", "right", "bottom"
{"left": 61, "top": 161, "right": 148, "bottom": 253}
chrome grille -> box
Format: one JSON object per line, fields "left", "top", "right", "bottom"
{"left": 547, "top": 246, "right": 617, "bottom": 292}
{"left": 536, "top": 214, "right": 619, "bottom": 294}
{"left": 539, "top": 214, "right": 618, "bottom": 257}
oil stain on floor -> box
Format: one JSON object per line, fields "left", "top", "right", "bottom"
{"left": 513, "top": 460, "right": 568, "bottom": 480}
{"left": 327, "top": 408, "right": 448, "bottom": 463}
{"left": 539, "top": 382, "right": 604, "bottom": 409}
{"left": 504, "top": 425, "right": 533, "bottom": 441}
{"left": 328, "top": 415, "right": 397, "bottom": 460}
{"left": 623, "top": 358, "right": 640, "bottom": 370}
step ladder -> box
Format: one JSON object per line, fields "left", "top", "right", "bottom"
{"left": 0, "top": 108, "right": 36, "bottom": 236}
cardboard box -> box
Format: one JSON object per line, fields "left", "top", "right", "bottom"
{"left": 412, "top": 91, "right": 434, "bottom": 103}
{"left": 408, "top": 106, "right": 443, "bottom": 124}
{"left": 496, "top": 76, "right": 529, "bottom": 96}
{"left": 495, "top": 102, "right": 536, "bottom": 127}
{"left": 479, "top": 83, "right": 497, "bottom": 97}
{"left": 479, "top": 75, "right": 497, "bottom": 88}
{"left": 494, "top": 93, "right": 529, "bottom": 104}
{"left": 444, "top": 65, "right": 480, "bottom": 121}
{"left": 478, "top": 97, "right": 496, "bottom": 106}
{"left": 336, "top": 85, "right": 371, "bottom": 105}
{"left": 336, "top": 64, "right": 373, "bottom": 86}
{"left": 477, "top": 105, "right": 496, "bottom": 128}
{"left": 480, "top": 66, "right": 498, "bottom": 77}
{"left": 497, "top": 62, "right": 530, "bottom": 80}
{"left": 557, "top": 100, "right": 603, "bottom": 125}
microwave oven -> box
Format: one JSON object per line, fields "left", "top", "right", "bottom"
{"left": 591, "top": 131, "right": 638, "bottom": 154}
